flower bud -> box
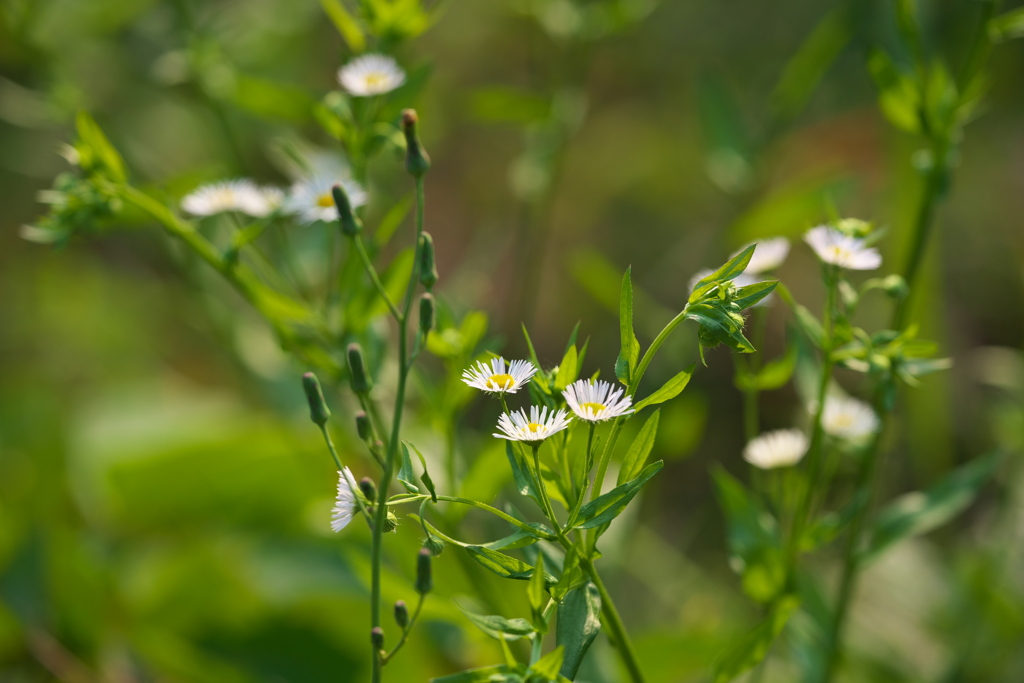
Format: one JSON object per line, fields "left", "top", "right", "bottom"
{"left": 384, "top": 511, "right": 399, "bottom": 533}
{"left": 332, "top": 183, "right": 362, "bottom": 236}
{"left": 880, "top": 274, "right": 908, "bottom": 299}
{"left": 401, "top": 109, "right": 431, "bottom": 177}
{"left": 415, "top": 548, "right": 433, "bottom": 594}
{"left": 358, "top": 477, "right": 377, "bottom": 502}
{"left": 355, "top": 411, "right": 371, "bottom": 441}
{"left": 394, "top": 600, "right": 409, "bottom": 629}
{"left": 301, "top": 372, "right": 331, "bottom": 426}
{"left": 346, "top": 343, "right": 373, "bottom": 395}
{"left": 418, "top": 293, "right": 435, "bottom": 334}
{"left": 370, "top": 626, "right": 385, "bottom": 650}
{"left": 418, "top": 233, "right": 438, "bottom": 290}
{"left": 424, "top": 535, "right": 445, "bottom": 557}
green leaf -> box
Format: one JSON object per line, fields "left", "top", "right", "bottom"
{"left": 801, "top": 491, "right": 867, "bottom": 552}
{"left": 867, "top": 49, "right": 921, "bottom": 134}
{"left": 458, "top": 605, "right": 535, "bottom": 641}
{"left": 398, "top": 443, "right": 420, "bottom": 494}
{"left": 506, "top": 442, "right": 541, "bottom": 506}
{"left": 634, "top": 365, "right": 695, "bottom": 412}
{"left": 861, "top": 453, "right": 998, "bottom": 563}
{"left": 76, "top": 111, "right": 126, "bottom": 182}
{"left": 616, "top": 267, "right": 640, "bottom": 385}
{"left": 529, "top": 646, "right": 565, "bottom": 679}
{"left": 618, "top": 410, "right": 660, "bottom": 485}
{"left": 528, "top": 555, "right": 546, "bottom": 629}
{"left": 554, "top": 345, "right": 578, "bottom": 391}
{"left": 736, "top": 345, "right": 797, "bottom": 392}
{"left": 712, "top": 467, "right": 785, "bottom": 604}
{"left": 405, "top": 442, "right": 437, "bottom": 503}
{"left": 689, "top": 245, "right": 756, "bottom": 303}
{"left": 571, "top": 460, "right": 663, "bottom": 530}
{"left": 732, "top": 280, "right": 778, "bottom": 311}
{"left": 318, "top": 0, "right": 365, "bottom": 51}
{"left": 430, "top": 665, "right": 521, "bottom": 683}
{"left": 989, "top": 7, "right": 1024, "bottom": 42}
{"left": 771, "top": 5, "right": 852, "bottom": 120}
{"left": 466, "top": 546, "right": 536, "bottom": 581}
{"left": 481, "top": 526, "right": 549, "bottom": 551}
{"left": 686, "top": 303, "right": 754, "bottom": 354}
{"left": 556, "top": 583, "right": 601, "bottom": 679}
{"left": 712, "top": 595, "right": 800, "bottom": 683}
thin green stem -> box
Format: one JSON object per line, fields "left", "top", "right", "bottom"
{"left": 531, "top": 443, "right": 559, "bottom": 525}
{"left": 370, "top": 175, "right": 427, "bottom": 683}
{"left": 381, "top": 593, "right": 425, "bottom": 665}
{"left": 353, "top": 234, "right": 402, "bottom": 321}
{"left": 580, "top": 556, "right": 646, "bottom": 683}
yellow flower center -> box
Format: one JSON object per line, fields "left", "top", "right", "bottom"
{"left": 364, "top": 73, "right": 385, "bottom": 89}
{"left": 581, "top": 402, "right": 606, "bottom": 414}
{"left": 827, "top": 245, "right": 850, "bottom": 261}
{"left": 526, "top": 422, "right": 543, "bottom": 433}
{"left": 832, "top": 414, "right": 853, "bottom": 428}
{"left": 317, "top": 193, "right": 335, "bottom": 208}
{"left": 486, "top": 373, "right": 514, "bottom": 390}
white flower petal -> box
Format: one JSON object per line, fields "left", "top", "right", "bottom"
{"left": 804, "top": 226, "right": 881, "bottom": 271}
{"left": 821, "top": 395, "right": 879, "bottom": 441}
{"left": 743, "top": 429, "right": 808, "bottom": 469}
{"left": 338, "top": 54, "right": 406, "bottom": 97}
{"left": 286, "top": 175, "right": 366, "bottom": 225}
{"left": 494, "top": 405, "right": 571, "bottom": 442}
{"left": 182, "top": 179, "right": 282, "bottom": 217}
{"left": 462, "top": 357, "right": 537, "bottom": 394}
{"left": 331, "top": 466, "right": 358, "bottom": 532}
{"left": 562, "top": 379, "right": 634, "bottom": 422}
{"left": 736, "top": 237, "right": 790, "bottom": 274}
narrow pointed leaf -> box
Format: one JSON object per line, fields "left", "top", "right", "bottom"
{"left": 618, "top": 410, "right": 660, "bottom": 485}
{"left": 690, "top": 245, "right": 756, "bottom": 303}
{"left": 571, "top": 460, "right": 663, "bottom": 530}
{"left": 634, "top": 365, "right": 695, "bottom": 411}
{"left": 556, "top": 583, "right": 601, "bottom": 678}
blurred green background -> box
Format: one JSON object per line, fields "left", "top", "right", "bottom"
{"left": 2, "top": 0, "right": 1024, "bottom": 681}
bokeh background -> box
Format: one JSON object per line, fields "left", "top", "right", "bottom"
{"left": 2, "top": 0, "right": 1024, "bottom": 681}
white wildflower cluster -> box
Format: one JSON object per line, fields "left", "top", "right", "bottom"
{"left": 461, "top": 357, "right": 635, "bottom": 443}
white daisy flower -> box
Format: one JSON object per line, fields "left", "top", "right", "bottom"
{"left": 462, "top": 357, "right": 537, "bottom": 394}
{"left": 821, "top": 395, "right": 879, "bottom": 441}
{"left": 331, "top": 467, "right": 359, "bottom": 532}
{"left": 743, "top": 429, "right": 808, "bottom": 469}
{"left": 287, "top": 175, "right": 367, "bottom": 224}
{"left": 804, "top": 226, "right": 881, "bottom": 270}
{"left": 736, "top": 237, "right": 790, "bottom": 274}
{"left": 337, "top": 54, "right": 406, "bottom": 97}
{"left": 182, "top": 179, "right": 283, "bottom": 217}
{"left": 494, "top": 405, "right": 572, "bottom": 443}
{"left": 562, "top": 379, "right": 634, "bottom": 422}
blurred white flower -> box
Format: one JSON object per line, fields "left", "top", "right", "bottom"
{"left": 804, "top": 226, "right": 881, "bottom": 270}
{"left": 338, "top": 54, "right": 406, "bottom": 96}
{"left": 182, "top": 179, "right": 283, "bottom": 217}
{"left": 743, "top": 429, "right": 808, "bottom": 469}
{"left": 331, "top": 467, "right": 358, "bottom": 532}
{"left": 562, "top": 378, "right": 634, "bottom": 422}
{"left": 736, "top": 237, "right": 790, "bottom": 274}
{"left": 462, "top": 357, "right": 537, "bottom": 394}
{"left": 494, "top": 405, "right": 571, "bottom": 443}
{"left": 287, "top": 175, "right": 366, "bottom": 224}
{"left": 822, "top": 395, "right": 879, "bottom": 441}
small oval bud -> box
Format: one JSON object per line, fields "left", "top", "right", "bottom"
{"left": 880, "top": 274, "right": 908, "bottom": 299}
{"left": 415, "top": 548, "right": 433, "bottom": 594}
{"left": 332, "top": 184, "right": 362, "bottom": 236}
{"left": 418, "top": 293, "right": 435, "bottom": 334}
{"left": 401, "top": 109, "right": 431, "bottom": 177}
{"left": 370, "top": 626, "right": 385, "bottom": 650}
{"left": 424, "top": 536, "right": 445, "bottom": 557}
{"left": 394, "top": 600, "right": 409, "bottom": 629}
{"left": 418, "top": 233, "right": 438, "bottom": 290}
{"left": 355, "top": 411, "right": 372, "bottom": 441}
{"left": 384, "top": 511, "right": 399, "bottom": 533}
{"left": 358, "top": 477, "right": 377, "bottom": 502}
{"left": 346, "top": 343, "right": 373, "bottom": 395}
{"left": 301, "top": 372, "right": 331, "bottom": 426}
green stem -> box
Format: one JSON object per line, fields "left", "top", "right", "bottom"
{"left": 353, "top": 234, "right": 402, "bottom": 321}
{"left": 381, "top": 593, "right": 425, "bottom": 665}
{"left": 370, "top": 176, "right": 427, "bottom": 683}
{"left": 580, "top": 556, "right": 646, "bottom": 683}
{"left": 821, "top": 409, "right": 889, "bottom": 682}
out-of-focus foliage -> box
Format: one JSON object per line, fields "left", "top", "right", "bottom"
{"left": 3, "top": 0, "right": 1024, "bottom": 681}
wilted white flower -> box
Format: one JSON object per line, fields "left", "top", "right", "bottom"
{"left": 804, "top": 226, "right": 881, "bottom": 270}
{"left": 494, "top": 405, "right": 571, "bottom": 443}
{"left": 462, "top": 357, "right": 537, "bottom": 394}
{"left": 562, "top": 379, "right": 634, "bottom": 422}
{"left": 338, "top": 54, "right": 405, "bottom": 97}
{"left": 737, "top": 237, "right": 790, "bottom": 274}
{"left": 182, "top": 179, "right": 283, "bottom": 217}
{"left": 331, "top": 467, "right": 358, "bottom": 532}
{"left": 822, "top": 395, "right": 879, "bottom": 441}
{"left": 743, "top": 429, "right": 808, "bottom": 469}
{"left": 287, "top": 175, "right": 367, "bottom": 224}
